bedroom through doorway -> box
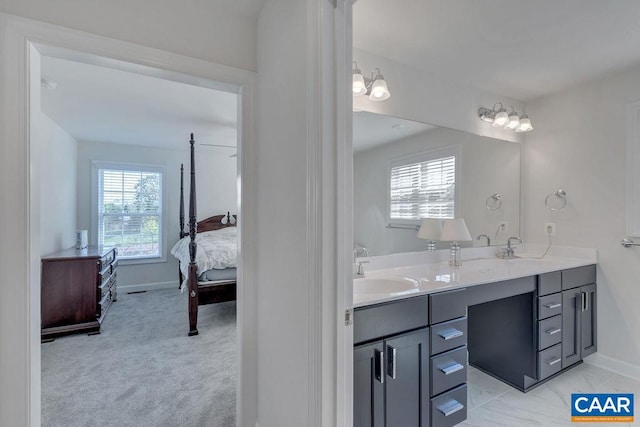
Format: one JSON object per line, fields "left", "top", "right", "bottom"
{"left": 31, "top": 44, "right": 245, "bottom": 426}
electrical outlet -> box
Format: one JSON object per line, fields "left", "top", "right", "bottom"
{"left": 544, "top": 223, "right": 556, "bottom": 236}
{"left": 498, "top": 221, "right": 508, "bottom": 233}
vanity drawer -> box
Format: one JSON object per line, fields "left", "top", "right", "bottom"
{"left": 538, "top": 343, "right": 562, "bottom": 380}
{"left": 538, "top": 294, "right": 562, "bottom": 320}
{"left": 354, "top": 296, "right": 429, "bottom": 344}
{"left": 430, "top": 317, "right": 467, "bottom": 355}
{"left": 538, "top": 271, "right": 561, "bottom": 296}
{"left": 562, "top": 265, "right": 596, "bottom": 290}
{"left": 429, "top": 288, "right": 467, "bottom": 324}
{"left": 538, "top": 315, "right": 562, "bottom": 350}
{"left": 430, "top": 346, "right": 467, "bottom": 396}
{"left": 430, "top": 384, "right": 467, "bottom": 427}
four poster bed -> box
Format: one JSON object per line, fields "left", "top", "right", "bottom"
{"left": 170, "top": 133, "right": 237, "bottom": 336}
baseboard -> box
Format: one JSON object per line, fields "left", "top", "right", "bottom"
{"left": 117, "top": 281, "right": 178, "bottom": 294}
{"left": 584, "top": 353, "right": 640, "bottom": 381}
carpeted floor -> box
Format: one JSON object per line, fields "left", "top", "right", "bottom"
{"left": 41, "top": 288, "right": 236, "bottom": 427}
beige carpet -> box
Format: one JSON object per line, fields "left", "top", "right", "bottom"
{"left": 41, "top": 289, "right": 236, "bottom": 427}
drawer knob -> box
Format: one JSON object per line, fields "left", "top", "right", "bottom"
{"left": 545, "top": 328, "right": 561, "bottom": 335}
{"left": 437, "top": 328, "right": 463, "bottom": 341}
{"left": 439, "top": 362, "right": 465, "bottom": 376}
{"left": 437, "top": 399, "right": 464, "bottom": 417}
{"left": 544, "top": 303, "right": 561, "bottom": 309}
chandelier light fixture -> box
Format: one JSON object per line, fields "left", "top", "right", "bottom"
{"left": 478, "top": 102, "right": 533, "bottom": 133}
{"left": 352, "top": 61, "right": 391, "bottom": 101}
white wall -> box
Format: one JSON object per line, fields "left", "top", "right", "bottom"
{"left": 76, "top": 140, "right": 237, "bottom": 289}
{"left": 354, "top": 126, "right": 521, "bottom": 255}
{"left": 523, "top": 63, "right": 640, "bottom": 371}
{"left": 0, "top": 0, "right": 257, "bottom": 72}
{"left": 353, "top": 48, "right": 525, "bottom": 143}
{"left": 38, "top": 113, "right": 78, "bottom": 256}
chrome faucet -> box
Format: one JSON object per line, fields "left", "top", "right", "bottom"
{"left": 498, "top": 236, "right": 523, "bottom": 259}
{"left": 353, "top": 247, "right": 369, "bottom": 278}
{"left": 476, "top": 234, "right": 491, "bottom": 247}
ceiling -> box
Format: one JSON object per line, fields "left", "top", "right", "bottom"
{"left": 354, "top": 0, "right": 640, "bottom": 101}
{"left": 40, "top": 56, "right": 237, "bottom": 149}
{"left": 353, "top": 111, "right": 435, "bottom": 152}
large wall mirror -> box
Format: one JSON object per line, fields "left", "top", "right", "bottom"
{"left": 353, "top": 111, "right": 521, "bottom": 256}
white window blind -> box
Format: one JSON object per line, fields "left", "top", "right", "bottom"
{"left": 390, "top": 155, "right": 456, "bottom": 220}
{"left": 98, "top": 167, "right": 163, "bottom": 259}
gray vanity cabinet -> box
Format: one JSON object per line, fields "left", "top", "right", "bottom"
{"left": 562, "top": 283, "right": 597, "bottom": 368}
{"left": 353, "top": 328, "right": 430, "bottom": 427}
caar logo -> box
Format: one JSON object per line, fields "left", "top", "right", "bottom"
{"left": 571, "top": 393, "right": 634, "bottom": 422}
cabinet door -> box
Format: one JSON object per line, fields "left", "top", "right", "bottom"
{"left": 354, "top": 341, "right": 385, "bottom": 427}
{"left": 385, "top": 328, "right": 430, "bottom": 427}
{"left": 580, "top": 284, "right": 597, "bottom": 358}
{"left": 561, "top": 289, "right": 582, "bottom": 369}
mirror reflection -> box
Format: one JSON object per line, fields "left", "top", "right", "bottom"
{"left": 353, "top": 112, "right": 521, "bottom": 256}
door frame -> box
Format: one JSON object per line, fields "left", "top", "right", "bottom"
{"left": 0, "top": 13, "right": 257, "bottom": 426}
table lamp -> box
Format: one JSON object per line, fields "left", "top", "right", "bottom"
{"left": 441, "top": 218, "right": 472, "bottom": 266}
{"left": 417, "top": 218, "right": 442, "bottom": 251}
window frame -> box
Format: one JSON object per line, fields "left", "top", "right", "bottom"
{"left": 387, "top": 145, "right": 461, "bottom": 226}
{"left": 91, "top": 160, "right": 168, "bottom": 265}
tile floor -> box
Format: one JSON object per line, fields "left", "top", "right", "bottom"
{"left": 461, "top": 363, "right": 640, "bottom": 426}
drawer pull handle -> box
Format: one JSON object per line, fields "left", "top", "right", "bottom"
{"left": 545, "top": 328, "right": 562, "bottom": 335}
{"left": 437, "top": 399, "right": 464, "bottom": 417}
{"left": 439, "top": 362, "right": 465, "bottom": 376}
{"left": 438, "top": 328, "right": 463, "bottom": 341}
{"left": 546, "top": 357, "right": 561, "bottom": 366}
{"left": 544, "top": 303, "right": 561, "bottom": 309}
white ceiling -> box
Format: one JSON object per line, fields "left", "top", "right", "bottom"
{"left": 40, "top": 56, "right": 237, "bottom": 149}
{"left": 354, "top": 0, "right": 640, "bottom": 101}
{"left": 353, "top": 111, "right": 435, "bottom": 152}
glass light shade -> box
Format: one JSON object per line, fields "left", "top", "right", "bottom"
{"left": 492, "top": 109, "right": 509, "bottom": 127}
{"left": 417, "top": 218, "right": 442, "bottom": 241}
{"left": 505, "top": 113, "right": 520, "bottom": 130}
{"left": 440, "top": 218, "right": 472, "bottom": 242}
{"left": 369, "top": 78, "right": 390, "bottom": 101}
{"left": 352, "top": 73, "right": 367, "bottom": 96}
{"left": 516, "top": 116, "right": 533, "bottom": 132}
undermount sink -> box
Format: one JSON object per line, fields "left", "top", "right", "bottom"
{"left": 353, "top": 276, "right": 420, "bottom": 295}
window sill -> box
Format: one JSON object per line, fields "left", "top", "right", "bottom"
{"left": 117, "top": 255, "right": 167, "bottom": 266}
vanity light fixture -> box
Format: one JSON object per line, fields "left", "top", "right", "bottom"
{"left": 352, "top": 61, "right": 391, "bottom": 101}
{"left": 441, "top": 218, "right": 472, "bottom": 267}
{"left": 478, "top": 103, "right": 533, "bottom": 133}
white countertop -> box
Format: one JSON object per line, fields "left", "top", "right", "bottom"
{"left": 353, "top": 245, "right": 597, "bottom": 308}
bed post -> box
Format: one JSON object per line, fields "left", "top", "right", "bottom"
{"left": 188, "top": 133, "right": 199, "bottom": 336}
{"left": 179, "top": 163, "right": 185, "bottom": 238}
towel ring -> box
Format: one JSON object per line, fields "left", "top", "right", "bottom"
{"left": 486, "top": 193, "right": 502, "bottom": 211}
{"left": 545, "top": 189, "right": 567, "bottom": 211}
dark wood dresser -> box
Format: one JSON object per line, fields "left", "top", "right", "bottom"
{"left": 41, "top": 246, "right": 118, "bottom": 341}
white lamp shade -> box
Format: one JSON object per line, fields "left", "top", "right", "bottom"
{"left": 492, "top": 110, "right": 509, "bottom": 127}
{"left": 417, "top": 218, "right": 442, "bottom": 240}
{"left": 516, "top": 117, "right": 533, "bottom": 132}
{"left": 369, "top": 78, "right": 390, "bottom": 101}
{"left": 505, "top": 113, "right": 520, "bottom": 130}
{"left": 440, "top": 218, "right": 472, "bottom": 242}
{"left": 352, "top": 73, "right": 367, "bottom": 96}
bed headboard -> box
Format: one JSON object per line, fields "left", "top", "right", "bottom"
{"left": 197, "top": 212, "right": 237, "bottom": 233}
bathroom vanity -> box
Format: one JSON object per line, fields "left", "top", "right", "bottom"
{"left": 353, "top": 254, "right": 597, "bottom": 427}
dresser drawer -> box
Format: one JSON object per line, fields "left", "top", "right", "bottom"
{"left": 430, "top": 317, "right": 467, "bottom": 355}
{"left": 430, "top": 288, "right": 467, "bottom": 324}
{"left": 430, "top": 384, "right": 467, "bottom": 427}
{"left": 538, "top": 294, "right": 562, "bottom": 320}
{"left": 538, "top": 315, "right": 562, "bottom": 350}
{"left": 538, "top": 343, "right": 562, "bottom": 380}
{"left": 99, "top": 249, "right": 116, "bottom": 271}
{"left": 430, "top": 346, "right": 467, "bottom": 396}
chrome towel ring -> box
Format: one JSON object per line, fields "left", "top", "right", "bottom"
{"left": 486, "top": 193, "right": 502, "bottom": 211}
{"left": 545, "top": 189, "right": 567, "bottom": 211}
